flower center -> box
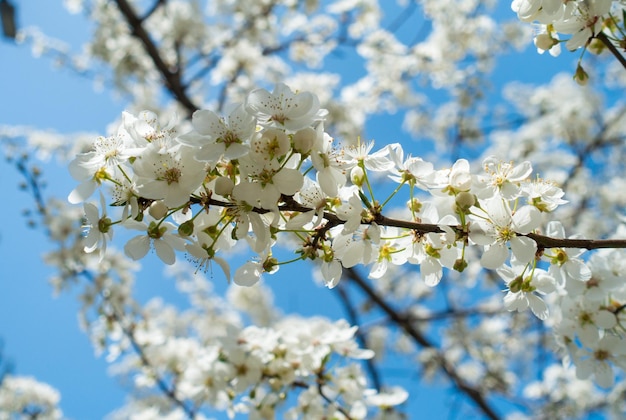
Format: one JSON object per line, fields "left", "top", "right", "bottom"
{"left": 163, "top": 167, "right": 182, "bottom": 185}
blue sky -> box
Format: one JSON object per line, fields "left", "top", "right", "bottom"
{"left": 0, "top": 1, "right": 583, "bottom": 419}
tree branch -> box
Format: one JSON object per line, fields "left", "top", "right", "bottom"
{"left": 201, "top": 197, "right": 626, "bottom": 250}
{"left": 113, "top": 0, "right": 199, "bottom": 116}
{"left": 79, "top": 271, "right": 197, "bottom": 419}
{"left": 335, "top": 282, "right": 382, "bottom": 391}
{"left": 343, "top": 267, "right": 502, "bottom": 420}
{"left": 596, "top": 32, "right": 626, "bottom": 71}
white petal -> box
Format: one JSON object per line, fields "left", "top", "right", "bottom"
{"left": 369, "top": 260, "right": 388, "bottom": 279}
{"left": 481, "top": 244, "right": 508, "bottom": 269}
{"left": 594, "top": 361, "right": 614, "bottom": 388}
{"left": 421, "top": 258, "right": 442, "bottom": 287}
{"left": 509, "top": 161, "right": 532, "bottom": 181}
{"left": 575, "top": 359, "right": 594, "bottom": 380}
{"left": 595, "top": 310, "right": 617, "bottom": 329}
{"left": 528, "top": 294, "right": 549, "bottom": 320}
{"left": 510, "top": 236, "right": 537, "bottom": 264}
{"left": 154, "top": 239, "right": 176, "bottom": 265}
{"left": 341, "top": 242, "right": 364, "bottom": 268}
{"left": 234, "top": 262, "right": 262, "bottom": 287}
{"left": 124, "top": 235, "right": 151, "bottom": 261}
{"left": 69, "top": 181, "right": 96, "bottom": 204}
{"left": 214, "top": 257, "right": 231, "bottom": 282}
{"left": 565, "top": 259, "right": 591, "bottom": 281}
{"left": 546, "top": 221, "right": 565, "bottom": 238}
{"left": 273, "top": 169, "right": 304, "bottom": 196}
{"left": 512, "top": 205, "right": 541, "bottom": 233}
{"left": 321, "top": 260, "right": 342, "bottom": 289}
{"left": 317, "top": 169, "right": 339, "bottom": 197}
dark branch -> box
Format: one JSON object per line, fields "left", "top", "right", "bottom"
{"left": 596, "top": 32, "right": 626, "bottom": 71}
{"left": 343, "top": 267, "right": 502, "bottom": 420}
{"left": 335, "top": 282, "right": 382, "bottom": 391}
{"left": 114, "top": 0, "right": 199, "bottom": 116}
{"left": 201, "top": 197, "right": 626, "bottom": 250}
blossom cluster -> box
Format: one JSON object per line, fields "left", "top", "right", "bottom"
{"left": 0, "top": 375, "right": 63, "bottom": 419}
{"left": 37, "top": 197, "right": 407, "bottom": 418}
{"left": 512, "top": 0, "right": 621, "bottom": 59}
{"left": 104, "top": 291, "right": 407, "bottom": 419}
{"left": 69, "top": 83, "right": 626, "bottom": 390}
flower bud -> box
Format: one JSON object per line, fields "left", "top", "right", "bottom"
{"left": 149, "top": 200, "right": 169, "bottom": 220}
{"left": 407, "top": 198, "right": 422, "bottom": 213}
{"left": 534, "top": 33, "right": 558, "bottom": 51}
{"left": 293, "top": 127, "right": 316, "bottom": 154}
{"left": 574, "top": 64, "right": 589, "bottom": 86}
{"left": 178, "top": 220, "right": 194, "bottom": 237}
{"left": 351, "top": 166, "right": 366, "bottom": 187}
{"left": 215, "top": 177, "right": 235, "bottom": 196}
{"left": 455, "top": 191, "right": 476, "bottom": 211}
{"left": 453, "top": 258, "right": 468, "bottom": 272}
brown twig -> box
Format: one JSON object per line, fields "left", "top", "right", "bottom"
{"left": 596, "top": 32, "right": 626, "bottom": 71}
{"left": 114, "top": 0, "right": 199, "bottom": 116}
{"left": 201, "top": 196, "right": 626, "bottom": 250}
{"left": 343, "top": 267, "right": 502, "bottom": 420}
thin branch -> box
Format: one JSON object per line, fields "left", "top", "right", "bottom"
{"left": 406, "top": 307, "right": 505, "bottom": 322}
{"left": 335, "top": 282, "right": 383, "bottom": 391}
{"left": 113, "top": 0, "right": 199, "bottom": 116}
{"left": 141, "top": 0, "right": 167, "bottom": 22}
{"left": 316, "top": 372, "right": 354, "bottom": 420}
{"left": 291, "top": 377, "right": 354, "bottom": 419}
{"left": 343, "top": 267, "right": 502, "bottom": 420}
{"left": 596, "top": 32, "right": 626, "bottom": 70}
{"left": 13, "top": 159, "right": 197, "bottom": 418}
{"left": 79, "top": 271, "right": 197, "bottom": 419}
{"left": 202, "top": 196, "right": 626, "bottom": 250}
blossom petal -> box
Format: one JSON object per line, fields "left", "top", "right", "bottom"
{"left": 154, "top": 239, "right": 176, "bottom": 265}
{"left": 510, "top": 236, "right": 537, "bottom": 264}
{"left": 124, "top": 235, "right": 151, "bottom": 261}
{"left": 481, "top": 243, "right": 508, "bottom": 269}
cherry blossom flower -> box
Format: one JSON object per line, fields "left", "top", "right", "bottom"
{"left": 522, "top": 178, "right": 567, "bottom": 212}
{"left": 387, "top": 144, "right": 435, "bottom": 190}
{"left": 245, "top": 83, "right": 322, "bottom": 131}
{"left": 336, "top": 192, "right": 365, "bottom": 234}
{"left": 83, "top": 192, "right": 113, "bottom": 259}
{"left": 332, "top": 223, "right": 380, "bottom": 269}
{"left": 585, "top": 250, "right": 626, "bottom": 302}
{"left": 310, "top": 123, "right": 347, "bottom": 197}
{"left": 0, "top": 375, "right": 63, "bottom": 419}
{"left": 178, "top": 104, "right": 255, "bottom": 162}
{"left": 185, "top": 231, "right": 231, "bottom": 281}
{"left": 123, "top": 110, "right": 178, "bottom": 151}
{"left": 534, "top": 25, "right": 562, "bottom": 57}
{"left": 234, "top": 152, "right": 304, "bottom": 211}
{"left": 512, "top": 0, "right": 566, "bottom": 23}
{"left": 368, "top": 228, "right": 408, "bottom": 280}
{"left": 497, "top": 264, "right": 556, "bottom": 320}
{"left": 474, "top": 156, "right": 533, "bottom": 200}
{"left": 470, "top": 198, "right": 541, "bottom": 269}
{"left": 431, "top": 159, "right": 473, "bottom": 195}
{"left": 123, "top": 219, "right": 186, "bottom": 265}
{"left": 544, "top": 221, "right": 591, "bottom": 288}
{"left": 553, "top": 0, "right": 612, "bottom": 51}
{"left": 68, "top": 134, "right": 132, "bottom": 203}
{"left": 132, "top": 145, "right": 206, "bottom": 208}
{"left": 403, "top": 206, "right": 459, "bottom": 286}
{"left": 341, "top": 140, "right": 395, "bottom": 173}
{"left": 287, "top": 177, "right": 329, "bottom": 229}
{"left": 558, "top": 297, "right": 617, "bottom": 347}
{"left": 575, "top": 336, "right": 626, "bottom": 388}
